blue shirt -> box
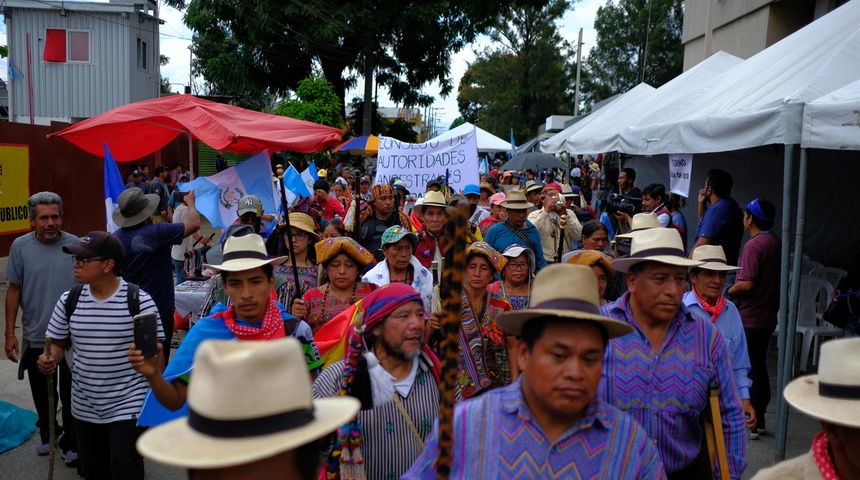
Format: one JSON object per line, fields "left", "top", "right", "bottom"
{"left": 683, "top": 290, "right": 752, "bottom": 400}
{"left": 695, "top": 198, "right": 744, "bottom": 265}
{"left": 483, "top": 219, "right": 547, "bottom": 271}
{"left": 403, "top": 378, "right": 665, "bottom": 479}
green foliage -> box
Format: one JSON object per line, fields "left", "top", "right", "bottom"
{"left": 347, "top": 97, "right": 387, "bottom": 137}
{"left": 276, "top": 76, "right": 345, "bottom": 129}
{"left": 166, "top": 0, "right": 549, "bottom": 110}
{"left": 583, "top": 0, "right": 684, "bottom": 105}
{"left": 0, "top": 46, "right": 8, "bottom": 58}
{"left": 386, "top": 119, "right": 419, "bottom": 143}
{"left": 457, "top": 0, "right": 575, "bottom": 144}
{"left": 449, "top": 117, "right": 467, "bottom": 130}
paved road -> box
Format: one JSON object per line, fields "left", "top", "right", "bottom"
{"left": 0, "top": 253, "right": 821, "bottom": 479}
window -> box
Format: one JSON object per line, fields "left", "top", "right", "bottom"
{"left": 137, "top": 38, "right": 148, "bottom": 70}
{"left": 43, "top": 29, "right": 90, "bottom": 63}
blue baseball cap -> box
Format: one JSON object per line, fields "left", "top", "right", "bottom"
{"left": 464, "top": 184, "right": 480, "bottom": 196}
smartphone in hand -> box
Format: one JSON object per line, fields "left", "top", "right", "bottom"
{"left": 133, "top": 313, "right": 159, "bottom": 358}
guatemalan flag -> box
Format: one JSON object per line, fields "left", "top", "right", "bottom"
{"left": 103, "top": 143, "right": 126, "bottom": 233}
{"left": 179, "top": 151, "right": 277, "bottom": 229}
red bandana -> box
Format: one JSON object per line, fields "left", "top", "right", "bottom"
{"left": 216, "top": 295, "right": 285, "bottom": 341}
{"left": 813, "top": 431, "right": 839, "bottom": 479}
{"left": 693, "top": 286, "right": 727, "bottom": 323}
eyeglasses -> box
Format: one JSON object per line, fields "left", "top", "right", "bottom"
{"left": 291, "top": 232, "right": 309, "bottom": 240}
{"left": 73, "top": 256, "right": 106, "bottom": 266}
{"left": 507, "top": 263, "right": 529, "bottom": 270}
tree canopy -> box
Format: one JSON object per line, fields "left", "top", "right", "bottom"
{"left": 275, "top": 76, "right": 345, "bottom": 166}
{"left": 583, "top": 0, "right": 684, "bottom": 105}
{"left": 166, "top": 0, "right": 550, "bottom": 111}
{"left": 456, "top": 0, "right": 576, "bottom": 144}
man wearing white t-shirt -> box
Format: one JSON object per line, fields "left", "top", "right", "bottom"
{"left": 39, "top": 231, "right": 163, "bottom": 480}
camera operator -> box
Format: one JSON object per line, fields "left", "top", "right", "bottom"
{"left": 610, "top": 167, "right": 643, "bottom": 233}
{"left": 528, "top": 183, "right": 583, "bottom": 265}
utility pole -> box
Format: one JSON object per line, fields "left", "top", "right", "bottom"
{"left": 362, "top": 46, "right": 374, "bottom": 136}
{"left": 574, "top": 27, "right": 583, "bottom": 117}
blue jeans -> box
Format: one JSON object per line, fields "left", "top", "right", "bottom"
{"left": 173, "top": 258, "right": 187, "bottom": 285}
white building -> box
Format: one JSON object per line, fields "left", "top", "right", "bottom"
{"left": 2, "top": 0, "right": 162, "bottom": 125}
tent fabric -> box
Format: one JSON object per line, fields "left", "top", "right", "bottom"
{"left": 50, "top": 95, "right": 344, "bottom": 161}
{"left": 432, "top": 122, "right": 511, "bottom": 152}
{"left": 540, "top": 83, "right": 655, "bottom": 154}
{"left": 562, "top": 52, "right": 743, "bottom": 154}
{"left": 617, "top": 0, "right": 860, "bottom": 155}
{"left": 802, "top": 79, "right": 860, "bottom": 151}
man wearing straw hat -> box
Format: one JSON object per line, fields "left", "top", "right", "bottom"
{"left": 684, "top": 245, "right": 757, "bottom": 432}
{"left": 414, "top": 191, "right": 449, "bottom": 269}
{"left": 131, "top": 233, "right": 322, "bottom": 427}
{"left": 751, "top": 338, "right": 860, "bottom": 480}
{"left": 137, "top": 338, "right": 360, "bottom": 480}
{"left": 528, "top": 182, "right": 582, "bottom": 265}
{"left": 484, "top": 189, "right": 548, "bottom": 271}
{"left": 601, "top": 228, "right": 747, "bottom": 479}
{"left": 404, "top": 264, "right": 666, "bottom": 478}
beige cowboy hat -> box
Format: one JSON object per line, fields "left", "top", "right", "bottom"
{"left": 615, "top": 212, "right": 660, "bottom": 239}
{"left": 136, "top": 338, "right": 360, "bottom": 469}
{"left": 690, "top": 245, "right": 741, "bottom": 272}
{"left": 279, "top": 212, "right": 320, "bottom": 242}
{"left": 414, "top": 191, "right": 447, "bottom": 215}
{"left": 524, "top": 180, "right": 544, "bottom": 194}
{"left": 203, "top": 233, "right": 287, "bottom": 272}
{"left": 495, "top": 264, "right": 633, "bottom": 338}
{"left": 112, "top": 187, "right": 160, "bottom": 227}
{"left": 783, "top": 338, "right": 860, "bottom": 428}
{"left": 611, "top": 228, "right": 703, "bottom": 273}
{"left": 500, "top": 189, "right": 535, "bottom": 210}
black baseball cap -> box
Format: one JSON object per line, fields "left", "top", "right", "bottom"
{"left": 63, "top": 231, "right": 125, "bottom": 263}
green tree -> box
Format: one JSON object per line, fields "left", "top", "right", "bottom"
{"left": 166, "top": 0, "right": 549, "bottom": 111}
{"left": 275, "top": 76, "right": 345, "bottom": 167}
{"left": 457, "top": 0, "right": 576, "bottom": 144}
{"left": 449, "top": 117, "right": 468, "bottom": 130}
{"left": 386, "top": 119, "right": 419, "bottom": 143}
{"left": 347, "top": 98, "right": 387, "bottom": 137}
{"left": 583, "top": 0, "right": 684, "bottom": 105}
{"left": 0, "top": 46, "right": 8, "bottom": 58}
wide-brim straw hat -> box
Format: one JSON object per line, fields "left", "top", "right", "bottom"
{"left": 611, "top": 228, "right": 703, "bottom": 273}
{"left": 690, "top": 245, "right": 741, "bottom": 272}
{"left": 496, "top": 264, "right": 633, "bottom": 337}
{"left": 112, "top": 187, "right": 160, "bottom": 227}
{"left": 500, "top": 189, "right": 534, "bottom": 210}
{"left": 615, "top": 213, "right": 661, "bottom": 239}
{"left": 279, "top": 212, "right": 320, "bottom": 242}
{"left": 783, "top": 338, "right": 860, "bottom": 428}
{"left": 136, "top": 338, "right": 360, "bottom": 469}
{"left": 420, "top": 191, "right": 447, "bottom": 211}
{"left": 524, "top": 180, "right": 543, "bottom": 194}
{"left": 203, "top": 234, "right": 287, "bottom": 272}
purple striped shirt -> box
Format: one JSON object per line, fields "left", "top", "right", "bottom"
{"left": 402, "top": 378, "right": 665, "bottom": 479}
{"left": 600, "top": 292, "right": 747, "bottom": 479}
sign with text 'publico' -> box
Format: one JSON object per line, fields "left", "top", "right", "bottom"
{"left": 0, "top": 144, "right": 31, "bottom": 234}
{"left": 375, "top": 128, "right": 480, "bottom": 198}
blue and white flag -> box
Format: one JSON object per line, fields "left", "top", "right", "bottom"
{"left": 479, "top": 156, "right": 490, "bottom": 175}
{"left": 179, "top": 151, "right": 276, "bottom": 229}
{"left": 300, "top": 162, "right": 319, "bottom": 197}
{"left": 103, "top": 143, "right": 126, "bottom": 232}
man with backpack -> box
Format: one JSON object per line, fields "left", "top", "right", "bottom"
{"left": 38, "top": 231, "right": 163, "bottom": 480}
{"left": 131, "top": 233, "right": 322, "bottom": 427}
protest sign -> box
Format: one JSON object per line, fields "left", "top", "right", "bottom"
{"left": 668, "top": 154, "right": 693, "bottom": 197}
{"left": 0, "top": 145, "right": 30, "bottom": 235}
{"left": 375, "top": 128, "right": 479, "bottom": 197}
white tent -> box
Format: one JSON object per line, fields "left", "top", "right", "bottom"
{"left": 564, "top": 52, "right": 743, "bottom": 154}
{"left": 802, "top": 79, "right": 860, "bottom": 150}
{"left": 618, "top": 0, "right": 860, "bottom": 155}
{"left": 540, "top": 83, "right": 655, "bottom": 154}
{"left": 432, "top": 122, "right": 512, "bottom": 152}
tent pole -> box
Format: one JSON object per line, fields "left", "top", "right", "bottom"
{"left": 776, "top": 148, "right": 807, "bottom": 461}
{"left": 187, "top": 132, "right": 194, "bottom": 176}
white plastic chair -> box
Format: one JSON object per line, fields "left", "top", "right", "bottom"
{"left": 810, "top": 266, "right": 848, "bottom": 291}
{"left": 795, "top": 275, "right": 842, "bottom": 372}
{"left": 801, "top": 259, "right": 824, "bottom": 275}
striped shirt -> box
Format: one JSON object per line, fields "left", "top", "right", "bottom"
{"left": 313, "top": 357, "right": 439, "bottom": 480}
{"left": 403, "top": 378, "right": 666, "bottom": 479}
{"left": 47, "top": 280, "right": 164, "bottom": 424}
{"left": 599, "top": 292, "right": 747, "bottom": 479}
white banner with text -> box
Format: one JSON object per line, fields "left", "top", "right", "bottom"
{"left": 668, "top": 154, "right": 693, "bottom": 197}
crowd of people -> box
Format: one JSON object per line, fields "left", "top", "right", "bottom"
{"left": 5, "top": 153, "right": 858, "bottom": 480}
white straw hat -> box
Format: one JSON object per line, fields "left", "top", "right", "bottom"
{"left": 136, "top": 338, "right": 360, "bottom": 468}
{"left": 783, "top": 338, "right": 860, "bottom": 428}
{"left": 611, "top": 228, "right": 703, "bottom": 273}
{"left": 615, "top": 213, "right": 660, "bottom": 239}
{"left": 203, "top": 233, "right": 287, "bottom": 272}
{"left": 690, "top": 245, "right": 741, "bottom": 272}
{"left": 495, "top": 264, "right": 633, "bottom": 338}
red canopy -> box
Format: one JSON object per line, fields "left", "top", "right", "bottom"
{"left": 49, "top": 94, "right": 344, "bottom": 161}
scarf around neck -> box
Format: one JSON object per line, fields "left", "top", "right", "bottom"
{"left": 693, "top": 286, "right": 727, "bottom": 323}
{"left": 813, "top": 431, "right": 839, "bottom": 479}
{"left": 216, "top": 295, "right": 285, "bottom": 341}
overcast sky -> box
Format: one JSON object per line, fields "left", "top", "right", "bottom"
{"left": 1, "top": 0, "right": 607, "bottom": 132}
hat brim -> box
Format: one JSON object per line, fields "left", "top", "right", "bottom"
{"left": 136, "top": 397, "right": 360, "bottom": 469}
{"left": 62, "top": 244, "right": 97, "bottom": 258}
{"left": 420, "top": 201, "right": 447, "bottom": 211}
{"left": 694, "top": 262, "right": 741, "bottom": 272}
{"left": 496, "top": 309, "right": 634, "bottom": 338}
{"left": 783, "top": 375, "right": 860, "bottom": 428}
{"left": 112, "top": 194, "right": 160, "bottom": 227}
{"left": 383, "top": 231, "right": 418, "bottom": 249}
{"left": 611, "top": 255, "right": 703, "bottom": 273}
{"left": 204, "top": 255, "right": 288, "bottom": 272}
{"left": 500, "top": 200, "right": 535, "bottom": 209}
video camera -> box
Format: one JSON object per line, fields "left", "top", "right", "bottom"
{"left": 606, "top": 193, "right": 640, "bottom": 216}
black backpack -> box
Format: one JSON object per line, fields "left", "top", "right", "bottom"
{"left": 64, "top": 282, "right": 141, "bottom": 319}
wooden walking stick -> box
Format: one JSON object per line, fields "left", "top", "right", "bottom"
{"left": 44, "top": 337, "right": 55, "bottom": 480}
{"left": 353, "top": 174, "right": 361, "bottom": 242}
{"left": 705, "top": 380, "right": 731, "bottom": 480}
{"left": 435, "top": 200, "right": 469, "bottom": 479}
